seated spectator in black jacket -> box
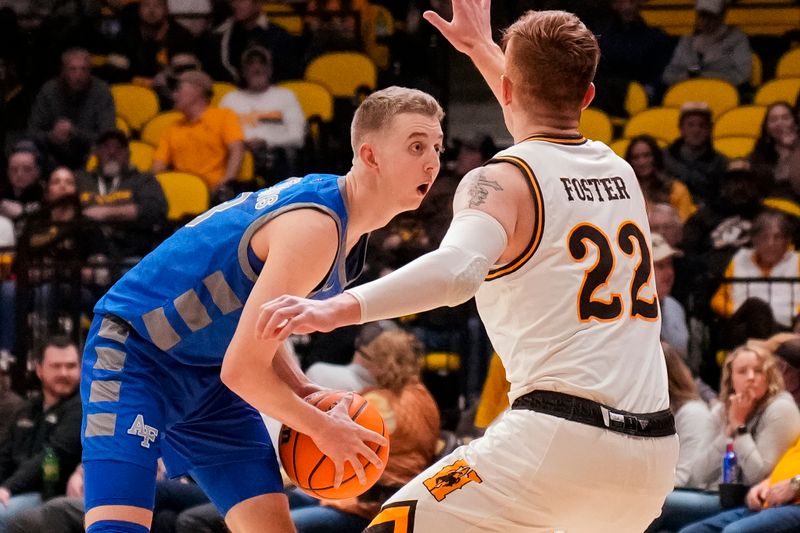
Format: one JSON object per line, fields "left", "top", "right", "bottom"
{"left": 77, "top": 129, "right": 168, "bottom": 261}
{"left": 106, "top": 0, "right": 197, "bottom": 85}
{"left": 663, "top": 102, "right": 728, "bottom": 207}
{"left": 0, "top": 336, "right": 81, "bottom": 529}
{"left": 28, "top": 48, "right": 116, "bottom": 171}
{"left": 0, "top": 144, "right": 45, "bottom": 227}
{"left": 209, "top": 0, "right": 301, "bottom": 83}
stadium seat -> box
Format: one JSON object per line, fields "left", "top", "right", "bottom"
{"left": 754, "top": 78, "right": 800, "bottom": 106}
{"left": 714, "top": 136, "right": 757, "bottom": 159}
{"left": 263, "top": 2, "right": 303, "bottom": 35}
{"left": 663, "top": 78, "right": 739, "bottom": 118}
{"left": 155, "top": 171, "right": 210, "bottom": 222}
{"left": 713, "top": 105, "right": 767, "bottom": 140}
{"left": 141, "top": 111, "right": 183, "bottom": 147}
{"left": 304, "top": 52, "right": 377, "bottom": 98}
{"left": 752, "top": 53, "right": 763, "bottom": 87}
{"left": 238, "top": 150, "right": 255, "bottom": 182}
{"left": 211, "top": 82, "right": 237, "bottom": 107}
{"left": 624, "top": 107, "right": 682, "bottom": 144}
{"left": 115, "top": 116, "right": 131, "bottom": 137}
{"left": 609, "top": 138, "right": 631, "bottom": 158}
{"left": 364, "top": 4, "right": 395, "bottom": 70}
{"left": 625, "top": 81, "right": 649, "bottom": 118}
{"left": 776, "top": 48, "right": 800, "bottom": 79}
{"left": 580, "top": 108, "right": 613, "bottom": 144}
{"left": 277, "top": 80, "right": 334, "bottom": 147}
{"left": 111, "top": 84, "right": 160, "bottom": 131}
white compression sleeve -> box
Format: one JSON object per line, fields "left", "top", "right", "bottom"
{"left": 346, "top": 209, "right": 508, "bottom": 324}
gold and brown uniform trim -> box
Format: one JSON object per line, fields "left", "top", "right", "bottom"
{"left": 485, "top": 155, "right": 544, "bottom": 280}
{"left": 522, "top": 133, "right": 587, "bottom": 145}
{"left": 365, "top": 500, "right": 417, "bottom": 533}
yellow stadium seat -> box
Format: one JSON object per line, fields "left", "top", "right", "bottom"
{"left": 111, "top": 84, "right": 160, "bottom": 131}
{"left": 211, "top": 82, "right": 237, "bottom": 107}
{"left": 713, "top": 105, "right": 766, "bottom": 140}
{"left": 304, "top": 52, "right": 377, "bottom": 98}
{"left": 364, "top": 4, "right": 395, "bottom": 70}
{"left": 777, "top": 49, "right": 800, "bottom": 79}
{"left": 238, "top": 150, "right": 255, "bottom": 183}
{"left": 263, "top": 3, "right": 303, "bottom": 35}
{"left": 141, "top": 111, "right": 183, "bottom": 147}
{"left": 277, "top": 80, "right": 334, "bottom": 122}
{"left": 155, "top": 171, "right": 210, "bottom": 221}
{"left": 663, "top": 78, "right": 739, "bottom": 118}
{"left": 754, "top": 78, "right": 800, "bottom": 106}
{"left": 624, "top": 107, "right": 682, "bottom": 144}
{"left": 625, "top": 81, "right": 649, "bottom": 118}
{"left": 752, "top": 53, "right": 763, "bottom": 87}
{"left": 714, "top": 136, "right": 757, "bottom": 159}
{"left": 609, "top": 138, "right": 631, "bottom": 158}
{"left": 115, "top": 116, "right": 131, "bottom": 137}
{"left": 580, "top": 108, "right": 613, "bottom": 144}
{"left": 86, "top": 140, "right": 155, "bottom": 173}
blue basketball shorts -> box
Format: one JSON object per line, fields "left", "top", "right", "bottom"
{"left": 81, "top": 314, "right": 284, "bottom": 516}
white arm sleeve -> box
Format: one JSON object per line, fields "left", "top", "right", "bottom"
{"left": 346, "top": 209, "right": 508, "bottom": 324}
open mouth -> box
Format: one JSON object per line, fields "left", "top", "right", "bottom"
{"left": 417, "top": 183, "right": 430, "bottom": 195}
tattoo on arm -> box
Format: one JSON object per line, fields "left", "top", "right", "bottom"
{"left": 465, "top": 170, "right": 504, "bottom": 208}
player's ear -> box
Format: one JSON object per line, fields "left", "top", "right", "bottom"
{"left": 500, "top": 74, "right": 513, "bottom": 106}
{"left": 358, "top": 141, "right": 379, "bottom": 171}
{"left": 581, "top": 82, "right": 596, "bottom": 110}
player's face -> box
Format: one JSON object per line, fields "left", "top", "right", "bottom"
{"left": 375, "top": 112, "right": 443, "bottom": 210}
{"left": 730, "top": 350, "right": 768, "bottom": 402}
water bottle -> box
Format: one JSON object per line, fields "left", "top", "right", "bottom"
{"left": 723, "top": 440, "right": 738, "bottom": 483}
{"left": 41, "top": 446, "right": 60, "bottom": 499}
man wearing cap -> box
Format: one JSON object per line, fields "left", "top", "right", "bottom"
{"left": 77, "top": 129, "right": 168, "bottom": 261}
{"left": 664, "top": 101, "right": 728, "bottom": 206}
{"left": 663, "top": 0, "right": 752, "bottom": 88}
{"left": 151, "top": 70, "right": 245, "bottom": 201}
{"left": 653, "top": 233, "right": 690, "bottom": 356}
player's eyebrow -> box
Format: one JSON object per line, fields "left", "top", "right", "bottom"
{"left": 406, "top": 131, "right": 444, "bottom": 141}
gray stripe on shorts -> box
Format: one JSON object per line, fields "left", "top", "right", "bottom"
{"left": 174, "top": 289, "right": 212, "bottom": 332}
{"left": 93, "top": 347, "right": 126, "bottom": 371}
{"left": 85, "top": 413, "right": 117, "bottom": 437}
{"left": 98, "top": 317, "right": 129, "bottom": 343}
{"left": 203, "top": 271, "right": 243, "bottom": 314}
{"left": 89, "top": 380, "right": 121, "bottom": 403}
{"left": 142, "top": 307, "right": 181, "bottom": 351}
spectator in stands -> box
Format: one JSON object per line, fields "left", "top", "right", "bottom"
{"left": 303, "top": 0, "right": 366, "bottom": 61}
{"left": 0, "top": 144, "right": 45, "bottom": 226}
{"left": 750, "top": 102, "right": 800, "bottom": 198}
{"left": 168, "top": 0, "right": 213, "bottom": 37}
{"left": 593, "top": 0, "right": 673, "bottom": 115}
{"left": 711, "top": 210, "right": 800, "bottom": 329}
{"left": 151, "top": 70, "right": 245, "bottom": 202}
{"left": 648, "top": 341, "right": 800, "bottom": 532}
{"left": 28, "top": 48, "right": 116, "bottom": 171}
{"left": 664, "top": 102, "right": 728, "bottom": 207}
{"left": 0, "top": 336, "right": 81, "bottom": 530}
{"left": 209, "top": 0, "right": 300, "bottom": 83}
{"left": 77, "top": 129, "right": 168, "bottom": 261}
{"left": 679, "top": 434, "right": 800, "bottom": 533}
{"left": 662, "top": 342, "right": 714, "bottom": 489}
{"left": 106, "top": 0, "right": 197, "bottom": 85}
{"left": 654, "top": 233, "right": 690, "bottom": 355}
{"left": 626, "top": 134, "right": 697, "bottom": 221}
{"left": 0, "top": 366, "right": 23, "bottom": 447}
{"left": 662, "top": 0, "right": 752, "bottom": 90}
{"left": 220, "top": 46, "right": 306, "bottom": 182}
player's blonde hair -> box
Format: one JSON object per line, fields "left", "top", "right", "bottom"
{"left": 351, "top": 86, "right": 444, "bottom": 156}
{"left": 718, "top": 342, "right": 784, "bottom": 421}
{"left": 501, "top": 10, "right": 599, "bottom": 114}
{"left": 360, "top": 329, "right": 423, "bottom": 394}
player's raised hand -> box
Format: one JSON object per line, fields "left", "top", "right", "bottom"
{"left": 423, "top": 0, "right": 493, "bottom": 55}
{"left": 311, "top": 393, "right": 388, "bottom": 487}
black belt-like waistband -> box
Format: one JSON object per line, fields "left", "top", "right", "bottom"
{"left": 511, "top": 390, "right": 676, "bottom": 438}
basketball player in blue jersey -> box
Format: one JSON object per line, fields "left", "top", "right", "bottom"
{"left": 79, "top": 86, "right": 445, "bottom": 533}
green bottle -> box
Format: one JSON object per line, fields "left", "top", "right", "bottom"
{"left": 41, "top": 446, "right": 60, "bottom": 499}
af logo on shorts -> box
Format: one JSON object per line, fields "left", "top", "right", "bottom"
{"left": 127, "top": 414, "right": 159, "bottom": 448}
{"left": 423, "top": 459, "right": 482, "bottom": 502}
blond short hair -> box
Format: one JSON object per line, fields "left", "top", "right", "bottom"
{"left": 501, "top": 10, "right": 599, "bottom": 113}
{"left": 350, "top": 86, "right": 444, "bottom": 155}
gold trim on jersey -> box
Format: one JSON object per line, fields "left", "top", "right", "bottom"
{"left": 521, "top": 134, "right": 587, "bottom": 145}
{"left": 485, "top": 155, "right": 544, "bottom": 280}
{"left": 365, "top": 500, "right": 417, "bottom": 533}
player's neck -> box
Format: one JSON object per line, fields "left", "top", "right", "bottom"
{"left": 509, "top": 106, "right": 581, "bottom": 143}
{"left": 342, "top": 170, "right": 398, "bottom": 246}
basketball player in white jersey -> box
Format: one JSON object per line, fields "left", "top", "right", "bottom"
{"left": 257, "top": 2, "right": 679, "bottom": 531}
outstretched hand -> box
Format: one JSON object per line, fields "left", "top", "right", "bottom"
{"left": 423, "top": 0, "right": 494, "bottom": 54}
{"left": 310, "top": 393, "right": 388, "bottom": 487}
{"left": 257, "top": 293, "right": 360, "bottom": 341}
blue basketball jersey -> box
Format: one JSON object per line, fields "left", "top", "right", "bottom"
{"left": 94, "top": 174, "right": 367, "bottom": 366}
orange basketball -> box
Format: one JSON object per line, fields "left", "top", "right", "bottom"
{"left": 278, "top": 391, "right": 390, "bottom": 499}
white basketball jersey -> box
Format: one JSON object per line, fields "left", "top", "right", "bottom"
{"left": 475, "top": 135, "right": 669, "bottom": 413}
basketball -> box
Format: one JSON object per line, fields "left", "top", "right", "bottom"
{"left": 278, "top": 391, "right": 390, "bottom": 499}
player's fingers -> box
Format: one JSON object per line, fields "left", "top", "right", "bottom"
{"left": 357, "top": 444, "right": 384, "bottom": 470}
{"left": 261, "top": 306, "right": 299, "bottom": 339}
{"left": 422, "top": 10, "right": 450, "bottom": 33}
{"left": 350, "top": 457, "right": 368, "bottom": 485}
{"left": 333, "top": 461, "right": 344, "bottom": 489}
{"left": 358, "top": 426, "right": 389, "bottom": 448}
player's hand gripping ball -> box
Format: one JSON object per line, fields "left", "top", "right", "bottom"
{"left": 278, "top": 391, "right": 390, "bottom": 499}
